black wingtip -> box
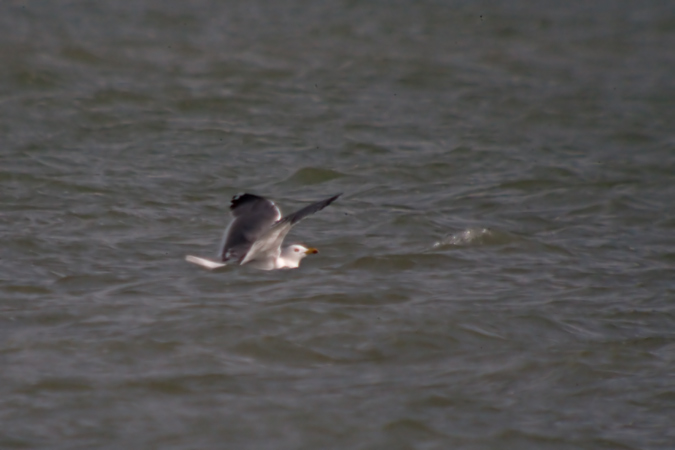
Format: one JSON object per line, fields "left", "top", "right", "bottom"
{"left": 320, "top": 193, "right": 342, "bottom": 209}
{"left": 230, "top": 193, "right": 265, "bottom": 211}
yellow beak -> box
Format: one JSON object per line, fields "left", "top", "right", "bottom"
{"left": 305, "top": 247, "right": 319, "bottom": 254}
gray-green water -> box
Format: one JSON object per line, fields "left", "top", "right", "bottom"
{"left": 2, "top": 1, "right": 675, "bottom": 449}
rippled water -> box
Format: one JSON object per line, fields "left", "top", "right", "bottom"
{"left": 2, "top": 1, "right": 675, "bottom": 449}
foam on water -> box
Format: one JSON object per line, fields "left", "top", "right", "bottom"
{"left": 432, "top": 228, "right": 493, "bottom": 248}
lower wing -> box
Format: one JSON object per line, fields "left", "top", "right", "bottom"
{"left": 185, "top": 255, "right": 228, "bottom": 270}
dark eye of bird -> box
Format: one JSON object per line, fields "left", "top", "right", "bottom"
{"left": 295, "top": 248, "right": 300, "bottom": 252}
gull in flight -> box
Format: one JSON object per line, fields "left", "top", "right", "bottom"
{"left": 186, "top": 193, "right": 341, "bottom": 270}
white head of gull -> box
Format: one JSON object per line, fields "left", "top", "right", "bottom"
{"left": 186, "top": 193, "right": 341, "bottom": 270}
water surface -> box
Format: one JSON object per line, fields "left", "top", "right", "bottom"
{"left": 1, "top": 1, "right": 674, "bottom": 449}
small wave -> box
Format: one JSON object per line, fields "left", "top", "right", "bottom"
{"left": 432, "top": 228, "right": 493, "bottom": 248}
{"left": 283, "top": 167, "right": 345, "bottom": 185}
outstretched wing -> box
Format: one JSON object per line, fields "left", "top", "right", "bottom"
{"left": 240, "top": 193, "right": 341, "bottom": 265}
{"left": 218, "top": 193, "right": 282, "bottom": 262}
{"left": 278, "top": 193, "right": 342, "bottom": 226}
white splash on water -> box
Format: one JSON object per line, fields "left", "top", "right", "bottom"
{"left": 432, "top": 228, "right": 492, "bottom": 248}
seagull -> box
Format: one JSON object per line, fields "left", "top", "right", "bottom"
{"left": 185, "top": 192, "right": 341, "bottom": 270}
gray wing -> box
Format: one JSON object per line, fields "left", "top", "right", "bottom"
{"left": 278, "top": 193, "right": 342, "bottom": 227}
{"left": 219, "top": 193, "right": 282, "bottom": 262}
{"left": 240, "top": 193, "right": 341, "bottom": 265}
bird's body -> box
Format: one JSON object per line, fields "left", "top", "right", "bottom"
{"left": 185, "top": 193, "right": 340, "bottom": 271}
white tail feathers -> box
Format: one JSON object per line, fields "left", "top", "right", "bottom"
{"left": 185, "top": 255, "right": 228, "bottom": 270}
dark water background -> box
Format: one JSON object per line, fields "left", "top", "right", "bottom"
{"left": 2, "top": 1, "right": 675, "bottom": 448}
